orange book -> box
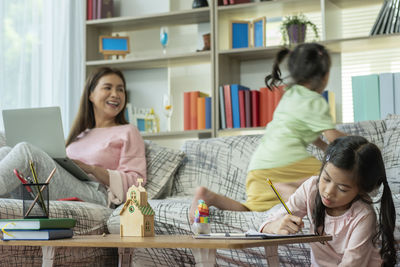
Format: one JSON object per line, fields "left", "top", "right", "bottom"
{"left": 197, "top": 97, "right": 206, "bottom": 130}
{"left": 190, "top": 91, "right": 199, "bottom": 130}
{"left": 273, "top": 85, "right": 285, "bottom": 109}
{"left": 183, "top": 92, "right": 191, "bottom": 130}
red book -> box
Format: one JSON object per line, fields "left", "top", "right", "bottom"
{"left": 229, "top": 0, "right": 251, "bottom": 4}
{"left": 190, "top": 91, "right": 199, "bottom": 130}
{"left": 87, "top": 0, "right": 93, "bottom": 20}
{"left": 251, "top": 90, "right": 260, "bottom": 127}
{"left": 260, "top": 87, "right": 274, "bottom": 127}
{"left": 244, "top": 90, "right": 252, "bottom": 128}
{"left": 239, "top": 90, "right": 245, "bottom": 128}
{"left": 197, "top": 97, "right": 206, "bottom": 130}
{"left": 183, "top": 92, "right": 191, "bottom": 130}
{"left": 223, "top": 85, "right": 233, "bottom": 128}
{"left": 223, "top": 0, "right": 229, "bottom": 5}
{"left": 98, "top": 0, "right": 114, "bottom": 19}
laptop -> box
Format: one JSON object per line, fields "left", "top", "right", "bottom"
{"left": 2, "top": 107, "right": 90, "bottom": 181}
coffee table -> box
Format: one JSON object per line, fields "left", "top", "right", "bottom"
{"left": 0, "top": 234, "right": 331, "bottom": 267}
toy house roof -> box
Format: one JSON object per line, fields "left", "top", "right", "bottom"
{"left": 119, "top": 198, "right": 155, "bottom": 216}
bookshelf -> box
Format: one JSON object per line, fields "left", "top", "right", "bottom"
{"left": 85, "top": 0, "right": 397, "bottom": 147}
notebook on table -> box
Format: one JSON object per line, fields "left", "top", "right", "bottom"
{"left": 2, "top": 106, "right": 90, "bottom": 181}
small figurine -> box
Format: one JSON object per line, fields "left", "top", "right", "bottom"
{"left": 192, "top": 199, "right": 211, "bottom": 234}
{"left": 119, "top": 178, "right": 155, "bottom": 237}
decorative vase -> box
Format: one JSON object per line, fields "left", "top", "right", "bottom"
{"left": 192, "top": 0, "right": 209, "bottom": 8}
{"left": 287, "top": 24, "right": 307, "bottom": 44}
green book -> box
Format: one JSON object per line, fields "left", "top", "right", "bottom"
{"left": 352, "top": 74, "right": 381, "bottom": 122}
{"left": 0, "top": 218, "right": 76, "bottom": 230}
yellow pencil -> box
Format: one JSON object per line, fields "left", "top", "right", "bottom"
{"left": 29, "top": 160, "right": 48, "bottom": 217}
{"left": 267, "top": 178, "right": 292, "bottom": 215}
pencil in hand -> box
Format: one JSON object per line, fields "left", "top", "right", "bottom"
{"left": 267, "top": 178, "right": 292, "bottom": 215}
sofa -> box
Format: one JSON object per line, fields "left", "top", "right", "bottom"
{"left": 0, "top": 115, "right": 399, "bottom": 266}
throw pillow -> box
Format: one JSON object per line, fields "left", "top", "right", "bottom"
{"left": 144, "top": 140, "right": 185, "bottom": 199}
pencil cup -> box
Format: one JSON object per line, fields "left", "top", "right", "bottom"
{"left": 20, "top": 183, "right": 49, "bottom": 219}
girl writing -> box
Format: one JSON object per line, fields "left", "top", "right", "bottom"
{"left": 190, "top": 43, "right": 345, "bottom": 222}
{"left": 260, "top": 136, "right": 396, "bottom": 267}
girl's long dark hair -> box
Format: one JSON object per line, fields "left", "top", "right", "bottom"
{"left": 265, "top": 43, "right": 331, "bottom": 92}
{"left": 313, "top": 136, "right": 396, "bottom": 266}
{"left": 66, "top": 67, "right": 128, "bottom": 146}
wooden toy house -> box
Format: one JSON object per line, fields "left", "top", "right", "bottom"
{"left": 119, "top": 178, "right": 155, "bottom": 237}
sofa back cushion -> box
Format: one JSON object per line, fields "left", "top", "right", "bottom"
{"left": 307, "top": 119, "right": 387, "bottom": 161}
{"left": 172, "top": 135, "right": 262, "bottom": 201}
{"left": 382, "top": 114, "right": 400, "bottom": 194}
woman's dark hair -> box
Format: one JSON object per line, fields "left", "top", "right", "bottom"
{"left": 66, "top": 67, "right": 128, "bottom": 146}
{"left": 313, "top": 136, "right": 396, "bottom": 266}
{"left": 265, "top": 43, "right": 331, "bottom": 92}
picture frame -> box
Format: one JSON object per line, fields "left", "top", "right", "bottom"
{"left": 99, "top": 35, "right": 130, "bottom": 59}
{"left": 253, "top": 17, "right": 266, "bottom": 47}
{"left": 230, "top": 21, "right": 250, "bottom": 49}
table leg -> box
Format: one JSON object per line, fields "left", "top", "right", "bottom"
{"left": 191, "top": 248, "right": 216, "bottom": 267}
{"left": 264, "top": 245, "right": 279, "bottom": 267}
{"left": 118, "top": 247, "right": 134, "bottom": 267}
{"left": 41, "top": 246, "right": 55, "bottom": 267}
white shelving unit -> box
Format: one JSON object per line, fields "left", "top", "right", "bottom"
{"left": 85, "top": 0, "right": 397, "bottom": 145}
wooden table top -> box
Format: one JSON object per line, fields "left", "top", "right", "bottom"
{"left": 0, "top": 234, "right": 331, "bottom": 249}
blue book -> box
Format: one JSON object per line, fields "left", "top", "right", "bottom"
{"left": 219, "top": 86, "right": 226, "bottom": 129}
{"left": 2, "top": 228, "right": 73, "bottom": 240}
{"left": 394, "top": 73, "right": 400, "bottom": 115}
{"left": 352, "top": 74, "right": 380, "bottom": 122}
{"left": 230, "top": 84, "right": 250, "bottom": 128}
{"left": 379, "top": 73, "right": 395, "bottom": 119}
{"left": 205, "top": 97, "right": 212, "bottom": 129}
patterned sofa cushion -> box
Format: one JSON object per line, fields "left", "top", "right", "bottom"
{"left": 144, "top": 141, "right": 185, "bottom": 199}
{"left": 307, "top": 119, "right": 387, "bottom": 161}
{"left": 383, "top": 114, "right": 400, "bottom": 194}
{"left": 172, "top": 135, "right": 262, "bottom": 201}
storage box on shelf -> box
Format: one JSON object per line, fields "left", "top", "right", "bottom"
{"left": 214, "top": 0, "right": 399, "bottom": 137}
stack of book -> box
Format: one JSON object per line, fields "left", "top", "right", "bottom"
{"left": 183, "top": 91, "right": 212, "bottom": 131}
{"left": 370, "top": 0, "right": 400, "bottom": 35}
{"left": 0, "top": 218, "right": 76, "bottom": 241}
{"left": 219, "top": 84, "right": 285, "bottom": 129}
{"left": 352, "top": 72, "right": 400, "bottom": 122}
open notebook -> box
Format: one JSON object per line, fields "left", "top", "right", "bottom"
{"left": 193, "top": 229, "right": 318, "bottom": 240}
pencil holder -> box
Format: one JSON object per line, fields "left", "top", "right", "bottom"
{"left": 20, "top": 183, "right": 49, "bottom": 219}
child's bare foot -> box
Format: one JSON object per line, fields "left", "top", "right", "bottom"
{"left": 189, "top": 186, "right": 210, "bottom": 224}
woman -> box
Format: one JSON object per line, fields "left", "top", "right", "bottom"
{"left": 0, "top": 67, "right": 146, "bottom": 207}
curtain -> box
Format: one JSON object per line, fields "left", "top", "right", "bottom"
{"left": 0, "top": 0, "right": 85, "bottom": 136}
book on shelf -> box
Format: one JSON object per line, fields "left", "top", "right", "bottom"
{"left": 259, "top": 87, "right": 274, "bottom": 127}
{"left": 379, "top": 73, "right": 395, "bottom": 119}
{"left": 197, "top": 97, "right": 206, "bottom": 130}
{"left": 239, "top": 90, "right": 246, "bottom": 128}
{"left": 230, "top": 84, "right": 250, "bottom": 128}
{"left": 224, "top": 85, "right": 233, "bottom": 128}
{"left": 98, "top": 0, "right": 114, "bottom": 19}
{"left": 183, "top": 92, "right": 191, "bottom": 130}
{"left": 394, "top": 73, "right": 400, "bottom": 115}
{"left": 352, "top": 74, "right": 381, "bottom": 122}
{"left": 205, "top": 97, "right": 212, "bottom": 129}
{"left": 219, "top": 86, "right": 227, "bottom": 129}
{"left": 0, "top": 218, "right": 76, "bottom": 230}
{"left": 322, "top": 90, "right": 337, "bottom": 123}
{"left": 251, "top": 90, "right": 260, "bottom": 127}
{"left": 229, "top": 0, "right": 251, "bottom": 4}
{"left": 2, "top": 228, "right": 73, "bottom": 241}
{"left": 244, "top": 89, "right": 252, "bottom": 128}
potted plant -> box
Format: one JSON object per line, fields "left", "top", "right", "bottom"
{"left": 281, "top": 13, "right": 319, "bottom": 45}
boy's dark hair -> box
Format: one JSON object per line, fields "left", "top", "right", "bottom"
{"left": 313, "top": 136, "right": 396, "bottom": 266}
{"left": 66, "top": 67, "right": 128, "bottom": 146}
{"left": 265, "top": 43, "right": 331, "bottom": 92}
